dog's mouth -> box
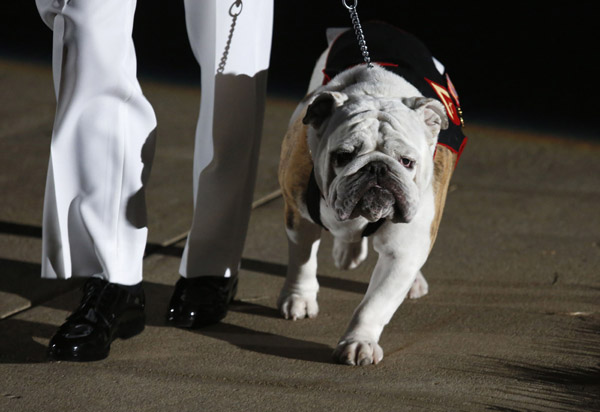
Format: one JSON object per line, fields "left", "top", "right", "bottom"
{"left": 348, "top": 183, "right": 395, "bottom": 222}
{"left": 334, "top": 162, "right": 416, "bottom": 223}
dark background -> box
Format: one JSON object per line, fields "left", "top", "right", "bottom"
{"left": 2, "top": 1, "right": 597, "bottom": 137}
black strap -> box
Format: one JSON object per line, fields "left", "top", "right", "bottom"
{"left": 306, "top": 168, "right": 384, "bottom": 237}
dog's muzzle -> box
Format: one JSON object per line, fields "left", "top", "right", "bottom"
{"left": 334, "top": 161, "right": 416, "bottom": 223}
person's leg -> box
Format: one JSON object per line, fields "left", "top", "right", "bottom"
{"left": 37, "top": 0, "right": 156, "bottom": 286}
{"left": 167, "top": 0, "right": 273, "bottom": 328}
{"left": 36, "top": 0, "right": 156, "bottom": 360}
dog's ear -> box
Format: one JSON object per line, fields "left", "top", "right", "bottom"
{"left": 303, "top": 91, "right": 348, "bottom": 128}
{"left": 403, "top": 97, "right": 449, "bottom": 141}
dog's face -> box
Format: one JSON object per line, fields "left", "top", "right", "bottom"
{"left": 303, "top": 91, "right": 448, "bottom": 224}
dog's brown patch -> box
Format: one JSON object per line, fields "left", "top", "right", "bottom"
{"left": 429, "top": 145, "right": 457, "bottom": 251}
{"left": 278, "top": 109, "right": 313, "bottom": 230}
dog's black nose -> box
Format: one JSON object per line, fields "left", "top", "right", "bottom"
{"left": 366, "top": 161, "right": 389, "bottom": 177}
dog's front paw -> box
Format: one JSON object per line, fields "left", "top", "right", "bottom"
{"left": 278, "top": 293, "right": 319, "bottom": 321}
{"left": 408, "top": 271, "right": 429, "bottom": 299}
{"left": 333, "top": 338, "right": 383, "bottom": 366}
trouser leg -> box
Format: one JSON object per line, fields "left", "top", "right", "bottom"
{"left": 36, "top": 0, "right": 157, "bottom": 285}
{"left": 180, "top": 0, "right": 273, "bottom": 278}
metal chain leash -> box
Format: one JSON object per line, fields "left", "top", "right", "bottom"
{"left": 342, "top": 0, "right": 373, "bottom": 68}
{"left": 217, "top": 0, "right": 243, "bottom": 74}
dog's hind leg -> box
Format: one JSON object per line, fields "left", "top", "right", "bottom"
{"left": 278, "top": 217, "right": 322, "bottom": 320}
{"left": 408, "top": 270, "right": 429, "bottom": 299}
{"left": 332, "top": 237, "right": 368, "bottom": 270}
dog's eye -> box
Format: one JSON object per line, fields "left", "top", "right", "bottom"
{"left": 332, "top": 150, "right": 356, "bottom": 168}
{"left": 400, "top": 157, "right": 415, "bottom": 169}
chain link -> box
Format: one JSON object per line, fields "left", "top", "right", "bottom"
{"left": 217, "top": 0, "right": 243, "bottom": 74}
{"left": 342, "top": 0, "right": 373, "bottom": 68}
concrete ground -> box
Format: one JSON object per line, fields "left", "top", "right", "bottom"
{"left": 1, "top": 59, "right": 599, "bottom": 412}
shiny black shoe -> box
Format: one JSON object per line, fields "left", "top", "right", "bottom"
{"left": 47, "top": 277, "right": 145, "bottom": 362}
{"left": 166, "top": 276, "right": 238, "bottom": 329}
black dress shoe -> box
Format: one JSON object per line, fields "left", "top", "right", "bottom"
{"left": 166, "top": 276, "right": 238, "bottom": 328}
{"left": 47, "top": 277, "right": 145, "bottom": 362}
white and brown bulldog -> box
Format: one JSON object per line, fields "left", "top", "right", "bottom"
{"left": 277, "top": 22, "right": 467, "bottom": 365}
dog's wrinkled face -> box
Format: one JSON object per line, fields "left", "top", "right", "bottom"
{"left": 303, "top": 91, "right": 448, "bottom": 224}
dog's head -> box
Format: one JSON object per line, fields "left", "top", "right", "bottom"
{"left": 303, "top": 86, "right": 448, "bottom": 224}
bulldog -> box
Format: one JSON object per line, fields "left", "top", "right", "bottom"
{"left": 277, "top": 22, "right": 467, "bottom": 365}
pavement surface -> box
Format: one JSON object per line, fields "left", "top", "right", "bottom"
{"left": 1, "top": 59, "right": 599, "bottom": 412}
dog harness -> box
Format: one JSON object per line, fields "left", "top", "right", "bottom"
{"left": 323, "top": 21, "right": 467, "bottom": 156}
{"left": 307, "top": 22, "right": 467, "bottom": 236}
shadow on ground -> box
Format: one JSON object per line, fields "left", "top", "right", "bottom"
{"left": 0, "top": 221, "right": 336, "bottom": 365}
{"left": 0, "top": 278, "right": 333, "bottom": 365}
{"left": 466, "top": 318, "right": 600, "bottom": 411}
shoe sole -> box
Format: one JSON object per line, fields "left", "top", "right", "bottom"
{"left": 166, "top": 310, "right": 228, "bottom": 329}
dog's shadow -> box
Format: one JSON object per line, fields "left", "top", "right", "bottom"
{"left": 192, "top": 321, "right": 334, "bottom": 364}
{"left": 143, "top": 281, "right": 334, "bottom": 364}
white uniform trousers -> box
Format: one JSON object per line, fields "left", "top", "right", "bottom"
{"left": 36, "top": 0, "right": 273, "bottom": 285}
